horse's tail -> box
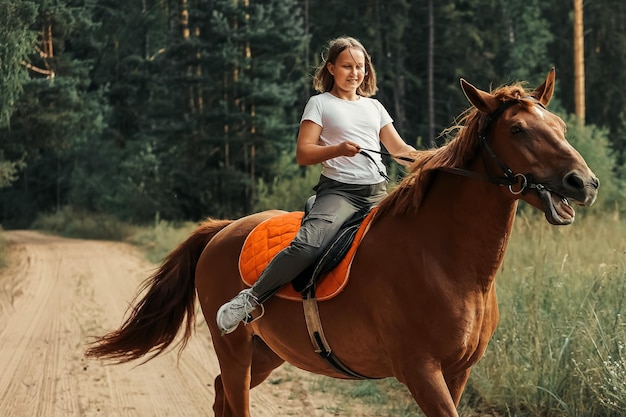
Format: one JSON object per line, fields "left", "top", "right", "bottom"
{"left": 85, "top": 218, "right": 233, "bottom": 364}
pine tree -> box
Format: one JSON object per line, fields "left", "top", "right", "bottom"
{"left": 0, "top": 0, "right": 107, "bottom": 226}
{"left": 66, "top": 0, "right": 174, "bottom": 222}
{"left": 145, "top": 0, "right": 309, "bottom": 220}
{"left": 500, "top": 0, "right": 553, "bottom": 84}
{"left": 583, "top": 0, "right": 626, "bottom": 160}
{"left": 0, "top": 0, "right": 38, "bottom": 188}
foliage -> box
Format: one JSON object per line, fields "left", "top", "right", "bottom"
{"left": 253, "top": 153, "right": 321, "bottom": 212}
{"left": 500, "top": 0, "right": 553, "bottom": 83}
{"left": 580, "top": 0, "right": 626, "bottom": 161}
{"left": 0, "top": 227, "right": 6, "bottom": 270}
{"left": 0, "top": 156, "right": 26, "bottom": 189}
{"left": 31, "top": 206, "right": 136, "bottom": 240}
{"left": 0, "top": 0, "right": 38, "bottom": 188}
{"left": 0, "top": 0, "right": 107, "bottom": 226}
{"left": 0, "top": 0, "right": 37, "bottom": 127}
{"left": 125, "top": 0, "right": 310, "bottom": 220}
{"left": 1, "top": 0, "right": 626, "bottom": 228}
{"left": 126, "top": 219, "right": 196, "bottom": 264}
{"left": 560, "top": 114, "right": 625, "bottom": 213}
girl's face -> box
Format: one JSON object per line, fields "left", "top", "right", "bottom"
{"left": 327, "top": 47, "right": 366, "bottom": 98}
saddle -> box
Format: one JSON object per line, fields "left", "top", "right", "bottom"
{"left": 238, "top": 199, "right": 379, "bottom": 379}
{"left": 239, "top": 201, "right": 377, "bottom": 301}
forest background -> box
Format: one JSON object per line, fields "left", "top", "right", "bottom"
{"left": 0, "top": 0, "right": 625, "bottom": 227}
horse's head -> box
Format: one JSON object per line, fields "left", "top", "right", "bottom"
{"left": 460, "top": 68, "right": 599, "bottom": 225}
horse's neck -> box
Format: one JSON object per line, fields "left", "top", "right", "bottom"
{"left": 382, "top": 168, "right": 517, "bottom": 288}
{"left": 438, "top": 170, "right": 516, "bottom": 281}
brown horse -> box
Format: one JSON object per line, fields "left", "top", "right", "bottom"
{"left": 86, "top": 69, "right": 598, "bottom": 417}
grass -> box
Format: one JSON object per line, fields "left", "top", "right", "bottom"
{"left": 0, "top": 226, "right": 7, "bottom": 270}
{"left": 125, "top": 219, "right": 196, "bottom": 264}
{"left": 31, "top": 206, "right": 138, "bottom": 241}
{"left": 465, "top": 210, "right": 626, "bottom": 416}
{"left": 30, "top": 206, "right": 196, "bottom": 264}
{"left": 307, "top": 377, "right": 422, "bottom": 416}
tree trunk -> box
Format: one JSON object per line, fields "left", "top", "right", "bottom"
{"left": 25, "top": 19, "right": 55, "bottom": 78}
{"left": 573, "top": 0, "right": 585, "bottom": 125}
{"left": 427, "top": 0, "right": 435, "bottom": 147}
{"left": 179, "top": 0, "right": 189, "bottom": 39}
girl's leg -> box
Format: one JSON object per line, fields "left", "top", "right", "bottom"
{"left": 217, "top": 193, "right": 361, "bottom": 334}
{"left": 252, "top": 192, "right": 361, "bottom": 298}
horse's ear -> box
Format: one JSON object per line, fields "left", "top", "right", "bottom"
{"left": 460, "top": 78, "right": 500, "bottom": 114}
{"left": 531, "top": 68, "right": 556, "bottom": 107}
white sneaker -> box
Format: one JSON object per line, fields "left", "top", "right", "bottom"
{"left": 216, "top": 289, "right": 259, "bottom": 334}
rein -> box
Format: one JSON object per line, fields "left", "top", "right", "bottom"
{"left": 362, "top": 97, "right": 550, "bottom": 197}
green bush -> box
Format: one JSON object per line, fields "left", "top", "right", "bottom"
{"left": 126, "top": 220, "right": 196, "bottom": 264}
{"left": 31, "top": 206, "right": 136, "bottom": 241}
{"left": 0, "top": 227, "right": 7, "bottom": 270}
{"left": 253, "top": 153, "right": 321, "bottom": 213}
{"left": 563, "top": 115, "right": 626, "bottom": 213}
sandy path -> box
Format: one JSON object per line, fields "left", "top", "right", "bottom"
{"left": 0, "top": 231, "right": 330, "bottom": 417}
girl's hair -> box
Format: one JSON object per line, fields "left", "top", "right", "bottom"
{"left": 312, "top": 36, "right": 378, "bottom": 97}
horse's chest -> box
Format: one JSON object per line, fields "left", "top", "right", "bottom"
{"left": 443, "top": 301, "right": 498, "bottom": 369}
{"left": 454, "top": 326, "right": 490, "bottom": 364}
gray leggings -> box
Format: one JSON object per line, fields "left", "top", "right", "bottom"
{"left": 252, "top": 176, "right": 386, "bottom": 301}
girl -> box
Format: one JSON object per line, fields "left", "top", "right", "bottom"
{"left": 217, "top": 36, "right": 416, "bottom": 334}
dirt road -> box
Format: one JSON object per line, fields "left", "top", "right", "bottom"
{"left": 0, "top": 231, "right": 334, "bottom": 417}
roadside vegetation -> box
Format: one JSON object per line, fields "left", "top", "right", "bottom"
{"left": 0, "top": 228, "right": 7, "bottom": 270}
{"left": 466, "top": 210, "right": 626, "bottom": 417}
{"left": 30, "top": 206, "right": 196, "bottom": 264}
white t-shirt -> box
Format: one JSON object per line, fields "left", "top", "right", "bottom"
{"left": 301, "top": 92, "right": 393, "bottom": 185}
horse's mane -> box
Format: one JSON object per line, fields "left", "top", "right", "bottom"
{"left": 377, "top": 82, "right": 531, "bottom": 218}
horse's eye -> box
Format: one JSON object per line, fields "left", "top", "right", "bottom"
{"left": 510, "top": 126, "right": 523, "bottom": 135}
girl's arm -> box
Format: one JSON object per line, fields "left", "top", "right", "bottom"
{"left": 296, "top": 120, "right": 361, "bottom": 166}
{"left": 379, "top": 123, "right": 418, "bottom": 166}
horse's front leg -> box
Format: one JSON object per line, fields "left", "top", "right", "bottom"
{"left": 401, "top": 363, "right": 460, "bottom": 417}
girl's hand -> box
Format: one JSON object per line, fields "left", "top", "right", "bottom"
{"left": 296, "top": 121, "right": 362, "bottom": 165}
{"left": 337, "top": 141, "right": 361, "bottom": 157}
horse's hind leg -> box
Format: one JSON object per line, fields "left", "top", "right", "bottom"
{"left": 250, "top": 335, "right": 285, "bottom": 388}
{"left": 212, "top": 330, "right": 254, "bottom": 417}
{"left": 213, "top": 375, "right": 228, "bottom": 417}
{"left": 212, "top": 332, "right": 284, "bottom": 417}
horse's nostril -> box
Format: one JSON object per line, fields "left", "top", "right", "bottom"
{"left": 564, "top": 172, "right": 584, "bottom": 190}
{"left": 591, "top": 177, "right": 600, "bottom": 189}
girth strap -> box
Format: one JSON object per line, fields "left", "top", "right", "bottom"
{"left": 302, "top": 290, "right": 377, "bottom": 380}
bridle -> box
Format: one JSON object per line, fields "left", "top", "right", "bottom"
{"left": 362, "top": 97, "right": 551, "bottom": 197}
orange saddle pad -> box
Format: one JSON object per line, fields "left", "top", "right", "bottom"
{"left": 239, "top": 208, "right": 377, "bottom": 301}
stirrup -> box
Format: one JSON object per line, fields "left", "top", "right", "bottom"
{"left": 243, "top": 304, "right": 265, "bottom": 325}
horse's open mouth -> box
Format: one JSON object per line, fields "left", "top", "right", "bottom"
{"left": 539, "top": 188, "right": 575, "bottom": 225}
